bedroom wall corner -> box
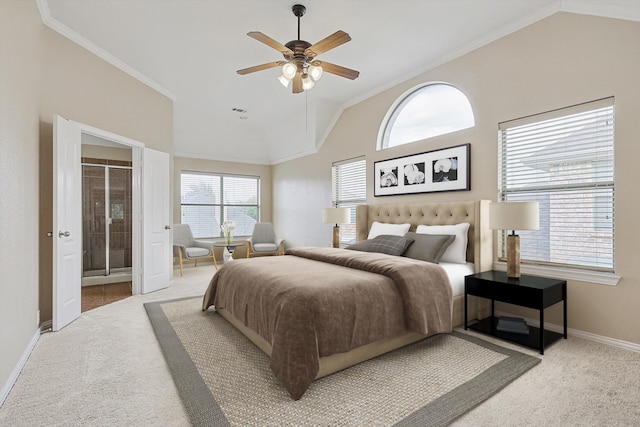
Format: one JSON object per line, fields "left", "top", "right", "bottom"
{"left": 172, "top": 156, "right": 273, "bottom": 259}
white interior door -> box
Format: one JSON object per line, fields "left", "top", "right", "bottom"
{"left": 142, "top": 148, "right": 170, "bottom": 293}
{"left": 53, "top": 115, "right": 82, "bottom": 331}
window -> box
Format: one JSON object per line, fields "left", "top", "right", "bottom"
{"left": 332, "top": 157, "right": 366, "bottom": 246}
{"left": 497, "top": 98, "right": 614, "bottom": 272}
{"left": 180, "top": 172, "right": 260, "bottom": 238}
{"left": 378, "top": 82, "right": 474, "bottom": 149}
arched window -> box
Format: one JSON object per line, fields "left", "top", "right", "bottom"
{"left": 378, "top": 83, "right": 474, "bottom": 150}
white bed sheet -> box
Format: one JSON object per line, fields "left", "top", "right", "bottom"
{"left": 439, "top": 262, "right": 474, "bottom": 297}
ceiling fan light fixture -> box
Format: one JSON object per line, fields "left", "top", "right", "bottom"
{"left": 282, "top": 62, "right": 297, "bottom": 79}
{"left": 308, "top": 64, "right": 323, "bottom": 81}
{"left": 237, "top": 4, "right": 359, "bottom": 94}
{"left": 301, "top": 73, "right": 315, "bottom": 90}
{"left": 277, "top": 74, "right": 291, "bottom": 88}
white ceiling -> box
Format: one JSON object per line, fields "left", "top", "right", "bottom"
{"left": 40, "top": 0, "right": 640, "bottom": 165}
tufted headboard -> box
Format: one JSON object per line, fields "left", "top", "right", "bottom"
{"left": 355, "top": 200, "right": 492, "bottom": 273}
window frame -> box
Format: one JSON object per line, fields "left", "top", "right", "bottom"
{"left": 377, "top": 82, "right": 475, "bottom": 150}
{"left": 180, "top": 171, "right": 260, "bottom": 239}
{"left": 332, "top": 157, "right": 366, "bottom": 246}
{"left": 496, "top": 98, "right": 619, "bottom": 286}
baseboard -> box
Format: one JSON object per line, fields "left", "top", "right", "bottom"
{"left": 495, "top": 310, "right": 640, "bottom": 353}
{"left": 0, "top": 328, "right": 40, "bottom": 406}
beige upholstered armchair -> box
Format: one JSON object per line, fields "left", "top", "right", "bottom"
{"left": 173, "top": 224, "right": 217, "bottom": 275}
{"left": 246, "top": 222, "right": 284, "bottom": 258}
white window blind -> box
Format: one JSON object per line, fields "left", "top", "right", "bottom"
{"left": 332, "top": 157, "right": 366, "bottom": 245}
{"left": 180, "top": 172, "right": 260, "bottom": 238}
{"left": 497, "top": 97, "right": 615, "bottom": 272}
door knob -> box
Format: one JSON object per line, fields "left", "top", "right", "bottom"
{"left": 58, "top": 231, "right": 70, "bottom": 238}
{"left": 165, "top": 225, "right": 171, "bottom": 230}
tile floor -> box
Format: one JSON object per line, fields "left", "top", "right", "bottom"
{"left": 81, "top": 282, "right": 132, "bottom": 312}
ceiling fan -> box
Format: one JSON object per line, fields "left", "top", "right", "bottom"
{"left": 236, "top": 4, "right": 359, "bottom": 93}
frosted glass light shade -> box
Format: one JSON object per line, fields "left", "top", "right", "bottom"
{"left": 277, "top": 74, "right": 291, "bottom": 88}
{"left": 308, "top": 64, "right": 323, "bottom": 81}
{"left": 282, "top": 62, "right": 297, "bottom": 79}
{"left": 301, "top": 74, "right": 314, "bottom": 90}
{"left": 490, "top": 202, "right": 539, "bottom": 231}
{"left": 322, "top": 207, "right": 350, "bottom": 225}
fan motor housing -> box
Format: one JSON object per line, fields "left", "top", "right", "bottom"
{"left": 285, "top": 40, "right": 311, "bottom": 53}
{"left": 285, "top": 40, "right": 312, "bottom": 60}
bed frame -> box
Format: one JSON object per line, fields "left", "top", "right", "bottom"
{"left": 356, "top": 199, "right": 492, "bottom": 328}
{"left": 218, "top": 200, "right": 492, "bottom": 381}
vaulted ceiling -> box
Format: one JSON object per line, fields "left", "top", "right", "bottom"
{"left": 41, "top": 0, "right": 640, "bottom": 165}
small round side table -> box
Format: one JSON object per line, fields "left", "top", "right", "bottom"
{"left": 213, "top": 240, "right": 247, "bottom": 265}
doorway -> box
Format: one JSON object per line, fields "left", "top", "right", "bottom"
{"left": 80, "top": 136, "right": 133, "bottom": 311}
{"left": 53, "top": 116, "right": 171, "bottom": 331}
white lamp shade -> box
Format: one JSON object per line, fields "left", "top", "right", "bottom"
{"left": 301, "top": 74, "right": 315, "bottom": 91}
{"left": 308, "top": 64, "right": 323, "bottom": 81}
{"left": 277, "top": 74, "right": 291, "bottom": 88}
{"left": 322, "top": 207, "right": 351, "bottom": 225}
{"left": 490, "top": 202, "right": 539, "bottom": 231}
{"left": 282, "top": 62, "right": 297, "bottom": 79}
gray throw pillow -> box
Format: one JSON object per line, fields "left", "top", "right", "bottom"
{"left": 346, "top": 235, "right": 415, "bottom": 256}
{"left": 402, "top": 232, "right": 456, "bottom": 264}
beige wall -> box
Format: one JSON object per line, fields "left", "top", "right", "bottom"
{"left": 1, "top": 0, "right": 173, "bottom": 393}
{"left": 173, "top": 156, "right": 273, "bottom": 260}
{"left": 0, "top": 0, "right": 43, "bottom": 394}
{"left": 39, "top": 29, "right": 173, "bottom": 154}
{"left": 273, "top": 12, "right": 640, "bottom": 345}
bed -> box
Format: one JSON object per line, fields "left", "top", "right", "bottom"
{"left": 202, "top": 200, "right": 492, "bottom": 400}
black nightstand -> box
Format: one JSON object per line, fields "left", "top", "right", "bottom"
{"left": 464, "top": 270, "right": 567, "bottom": 355}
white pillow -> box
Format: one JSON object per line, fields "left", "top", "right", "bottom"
{"left": 416, "top": 223, "right": 470, "bottom": 264}
{"left": 367, "top": 221, "right": 411, "bottom": 239}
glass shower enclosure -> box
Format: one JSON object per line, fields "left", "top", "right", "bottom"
{"left": 81, "top": 159, "right": 133, "bottom": 281}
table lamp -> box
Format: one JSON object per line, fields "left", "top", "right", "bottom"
{"left": 489, "top": 202, "right": 539, "bottom": 278}
{"left": 322, "top": 207, "right": 351, "bottom": 248}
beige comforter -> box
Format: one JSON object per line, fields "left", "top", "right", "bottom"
{"left": 202, "top": 247, "right": 453, "bottom": 400}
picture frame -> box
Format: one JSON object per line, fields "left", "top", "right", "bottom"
{"left": 374, "top": 143, "right": 470, "bottom": 197}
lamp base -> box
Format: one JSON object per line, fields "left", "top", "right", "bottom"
{"left": 507, "top": 234, "right": 521, "bottom": 278}
{"left": 332, "top": 225, "right": 340, "bottom": 248}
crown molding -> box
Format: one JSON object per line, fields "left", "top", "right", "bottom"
{"left": 343, "top": 1, "right": 562, "bottom": 110}
{"left": 561, "top": 0, "right": 640, "bottom": 22}
{"left": 36, "top": 0, "right": 175, "bottom": 101}
{"left": 343, "top": 0, "right": 640, "bottom": 111}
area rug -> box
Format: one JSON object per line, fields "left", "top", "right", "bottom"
{"left": 144, "top": 297, "right": 540, "bottom": 427}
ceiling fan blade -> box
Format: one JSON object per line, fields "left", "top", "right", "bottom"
{"left": 305, "top": 30, "right": 351, "bottom": 58}
{"left": 292, "top": 72, "right": 303, "bottom": 93}
{"left": 311, "top": 60, "right": 360, "bottom": 80}
{"left": 247, "top": 31, "right": 294, "bottom": 57}
{"left": 237, "top": 61, "right": 286, "bottom": 75}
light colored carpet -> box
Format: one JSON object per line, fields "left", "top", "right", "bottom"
{"left": 0, "top": 264, "right": 639, "bottom": 426}
{"left": 146, "top": 297, "right": 539, "bottom": 426}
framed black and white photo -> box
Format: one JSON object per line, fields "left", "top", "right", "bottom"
{"left": 374, "top": 143, "right": 470, "bottom": 196}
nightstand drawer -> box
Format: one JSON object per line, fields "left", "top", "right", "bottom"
{"left": 466, "top": 280, "right": 548, "bottom": 309}
{"left": 465, "top": 271, "right": 565, "bottom": 310}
